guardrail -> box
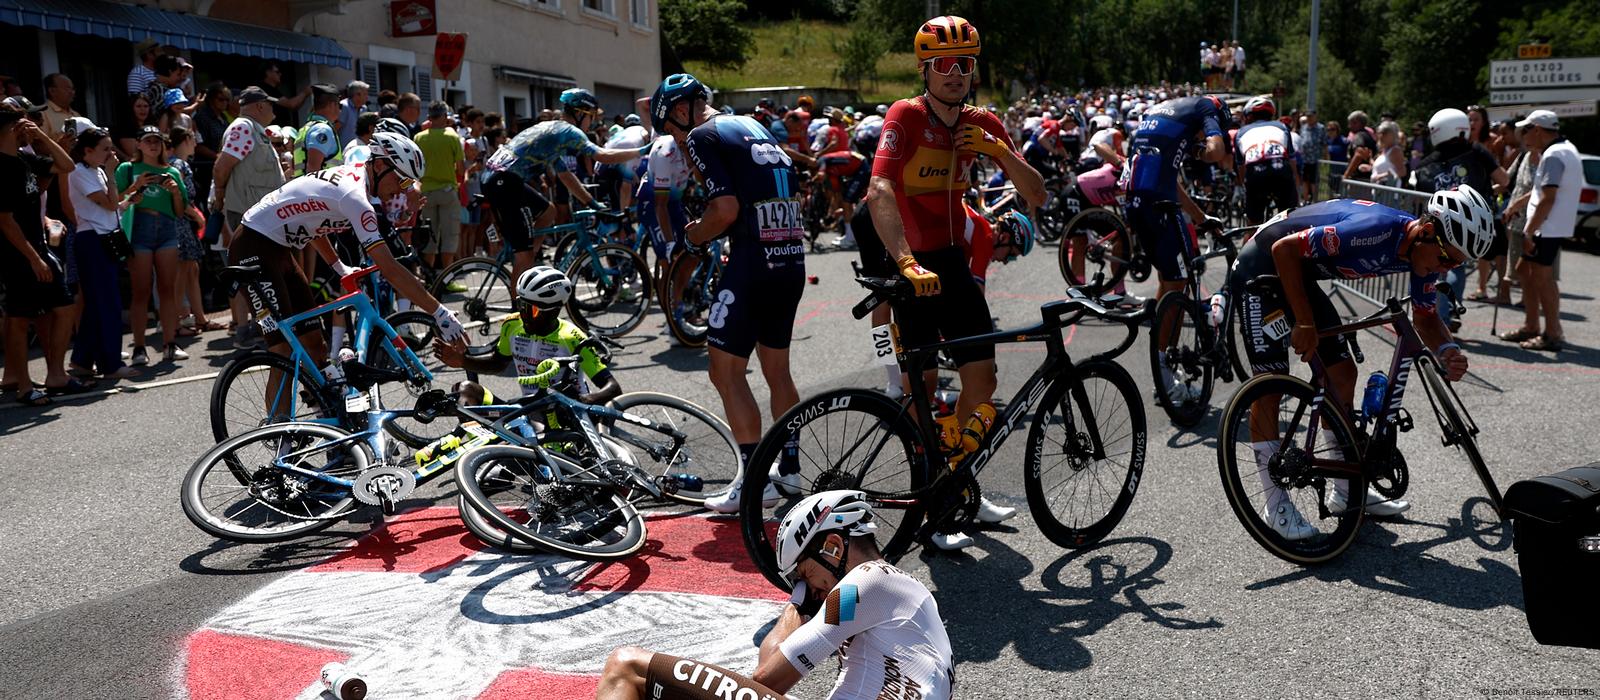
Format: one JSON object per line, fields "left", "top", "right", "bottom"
{"left": 1310, "top": 160, "right": 1430, "bottom": 308}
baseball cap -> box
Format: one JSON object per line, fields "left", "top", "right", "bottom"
{"left": 138, "top": 125, "right": 166, "bottom": 141}
{"left": 1516, "top": 109, "right": 1559, "bottom": 131}
{"left": 134, "top": 38, "right": 161, "bottom": 55}
{"left": 236, "top": 86, "right": 277, "bottom": 106}
{"left": 2, "top": 96, "right": 45, "bottom": 116}
{"left": 62, "top": 116, "right": 100, "bottom": 133}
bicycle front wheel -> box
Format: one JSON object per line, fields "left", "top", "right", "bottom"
{"left": 1149, "top": 291, "right": 1214, "bottom": 428}
{"left": 663, "top": 252, "right": 720, "bottom": 348}
{"left": 1024, "top": 360, "right": 1147, "bottom": 549}
{"left": 1059, "top": 208, "right": 1129, "bottom": 294}
{"left": 565, "top": 244, "right": 653, "bottom": 337}
{"left": 608, "top": 392, "right": 740, "bottom": 506}
{"left": 431, "top": 256, "right": 514, "bottom": 356}
{"left": 1417, "top": 360, "right": 1504, "bottom": 517}
{"left": 181, "top": 422, "right": 366, "bottom": 543}
{"left": 455, "top": 445, "right": 645, "bottom": 561}
{"left": 211, "top": 351, "right": 332, "bottom": 444}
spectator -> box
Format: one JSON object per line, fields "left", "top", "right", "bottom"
{"left": 459, "top": 107, "right": 489, "bottom": 256}
{"left": 191, "top": 83, "right": 230, "bottom": 222}
{"left": 1502, "top": 125, "right": 1538, "bottom": 287}
{"left": 158, "top": 88, "right": 193, "bottom": 133}
{"left": 165, "top": 126, "right": 220, "bottom": 337}
{"left": 1232, "top": 41, "right": 1246, "bottom": 86}
{"left": 1371, "top": 120, "right": 1406, "bottom": 185}
{"left": 1325, "top": 120, "right": 1347, "bottom": 162}
{"left": 208, "top": 86, "right": 285, "bottom": 337}
{"left": 113, "top": 92, "right": 153, "bottom": 160}
{"left": 341, "top": 111, "right": 379, "bottom": 165}
{"left": 259, "top": 62, "right": 311, "bottom": 127}
{"left": 127, "top": 39, "right": 161, "bottom": 97}
{"left": 1406, "top": 121, "right": 1428, "bottom": 173}
{"left": 68, "top": 127, "right": 139, "bottom": 380}
{"left": 376, "top": 89, "right": 399, "bottom": 120}
{"left": 397, "top": 92, "right": 423, "bottom": 133}
{"left": 40, "top": 73, "right": 81, "bottom": 142}
{"left": 337, "top": 80, "right": 369, "bottom": 147}
{"left": 1219, "top": 42, "right": 1235, "bottom": 90}
{"left": 414, "top": 101, "right": 466, "bottom": 271}
{"left": 1346, "top": 111, "right": 1377, "bottom": 153}
{"left": 116, "top": 125, "right": 189, "bottom": 365}
{"left": 266, "top": 125, "right": 296, "bottom": 177}
{"left": 138, "top": 55, "right": 185, "bottom": 118}
{"left": 292, "top": 84, "right": 341, "bottom": 176}
{"left": 1503, "top": 110, "right": 1578, "bottom": 352}
{"left": 0, "top": 101, "right": 77, "bottom": 406}
{"left": 1298, "top": 110, "right": 1326, "bottom": 201}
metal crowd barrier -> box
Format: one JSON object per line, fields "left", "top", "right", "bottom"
{"left": 1309, "top": 160, "right": 1429, "bottom": 309}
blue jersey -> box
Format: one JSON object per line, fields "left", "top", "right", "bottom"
{"left": 1257, "top": 199, "right": 1438, "bottom": 313}
{"left": 1120, "top": 96, "right": 1226, "bottom": 198}
{"left": 485, "top": 120, "right": 598, "bottom": 181}
{"left": 685, "top": 115, "right": 804, "bottom": 271}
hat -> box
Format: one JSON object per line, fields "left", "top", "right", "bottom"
{"left": 62, "top": 116, "right": 100, "bottom": 134}
{"left": 138, "top": 125, "right": 166, "bottom": 141}
{"left": 237, "top": 86, "right": 277, "bottom": 106}
{"left": 1516, "top": 109, "right": 1559, "bottom": 131}
{"left": 176, "top": 57, "right": 194, "bottom": 70}
{"left": 134, "top": 38, "right": 161, "bottom": 56}
{"left": 311, "top": 83, "right": 339, "bottom": 98}
{"left": 1, "top": 96, "right": 45, "bottom": 115}
{"left": 162, "top": 88, "right": 189, "bottom": 109}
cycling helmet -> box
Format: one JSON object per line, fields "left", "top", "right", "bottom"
{"left": 515, "top": 266, "right": 573, "bottom": 308}
{"left": 650, "top": 73, "right": 707, "bottom": 133}
{"left": 624, "top": 113, "right": 642, "bottom": 127}
{"left": 998, "top": 211, "right": 1035, "bottom": 258}
{"left": 1245, "top": 96, "right": 1276, "bottom": 120}
{"left": 915, "top": 15, "right": 980, "bottom": 60}
{"left": 775, "top": 490, "right": 877, "bottom": 588}
{"left": 1427, "top": 184, "right": 1495, "bottom": 261}
{"left": 368, "top": 132, "right": 426, "bottom": 182}
{"left": 1428, "top": 108, "right": 1470, "bottom": 145}
{"left": 559, "top": 88, "right": 600, "bottom": 114}
{"left": 374, "top": 117, "right": 411, "bottom": 137}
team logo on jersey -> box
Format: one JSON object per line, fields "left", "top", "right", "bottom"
{"left": 360, "top": 211, "right": 380, "bottom": 234}
{"left": 750, "top": 142, "right": 791, "bottom": 166}
{"left": 1320, "top": 226, "right": 1339, "bottom": 255}
{"left": 880, "top": 126, "right": 900, "bottom": 155}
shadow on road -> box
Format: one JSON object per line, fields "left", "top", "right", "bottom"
{"left": 178, "top": 533, "right": 361, "bottom": 576}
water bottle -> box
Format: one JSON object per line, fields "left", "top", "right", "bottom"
{"left": 1362, "top": 371, "right": 1388, "bottom": 420}
{"left": 957, "top": 402, "right": 999, "bottom": 458}
{"left": 1208, "top": 293, "right": 1227, "bottom": 328}
{"left": 319, "top": 662, "right": 368, "bottom": 700}
{"left": 665, "top": 473, "right": 704, "bottom": 493}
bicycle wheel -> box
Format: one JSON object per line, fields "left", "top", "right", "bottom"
{"left": 181, "top": 422, "right": 367, "bottom": 543}
{"left": 1024, "top": 360, "right": 1147, "bottom": 549}
{"left": 608, "top": 392, "right": 740, "bottom": 506}
{"left": 1034, "top": 178, "right": 1072, "bottom": 243}
{"left": 1417, "top": 360, "right": 1504, "bottom": 517}
{"left": 211, "top": 351, "right": 332, "bottom": 444}
{"left": 565, "top": 243, "right": 652, "bottom": 337}
{"left": 1217, "top": 373, "right": 1366, "bottom": 565}
{"left": 1059, "top": 208, "right": 1129, "bottom": 294}
{"left": 663, "top": 252, "right": 720, "bottom": 348}
{"left": 430, "top": 256, "right": 514, "bottom": 356}
{"left": 457, "top": 494, "right": 542, "bottom": 553}
{"left": 1149, "top": 291, "right": 1214, "bottom": 428}
{"left": 370, "top": 310, "right": 460, "bottom": 449}
{"left": 739, "top": 389, "right": 930, "bottom": 591}
{"left": 455, "top": 444, "right": 645, "bottom": 561}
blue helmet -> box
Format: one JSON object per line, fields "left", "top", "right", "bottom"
{"left": 559, "top": 88, "right": 599, "bottom": 114}
{"left": 998, "top": 211, "right": 1035, "bottom": 259}
{"left": 651, "top": 73, "right": 707, "bottom": 132}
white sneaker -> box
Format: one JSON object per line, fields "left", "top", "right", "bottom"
{"left": 768, "top": 462, "right": 802, "bottom": 496}
{"left": 883, "top": 381, "right": 905, "bottom": 401}
{"left": 930, "top": 532, "right": 975, "bottom": 551}
{"left": 1166, "top": 378, "right": 1201, "bottom": 404}
{"left": 976, "top": 496, "right": 1016, "bottom": 524}
{"left": 703, "top": 478, "right": 780, "bottom": 514}
{"left": 163, "top": 344, "right": 190, "bottom": 362}
{"left": 1264, "top": 502, "right": 1318, "bottom": 541}
{"left": 1326, "top": 486, "right": 1411, "bottom": 517}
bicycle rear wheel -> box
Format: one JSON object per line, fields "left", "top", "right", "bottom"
{"left": 608, "top": 392, "right": 740, "bottom": 506}
{"left": 455, "top": 445, "right": 645, "bottom": 561}
{"left": 1024, "top": 360, "right": 1147, "bottom": 548}
{"left": 211, "top": 351, "right": 332, "bottom": 444}
{"left": 1217, "top": 374, "right": 1366, "bottom": 565}
{"left": 565, "top": 244, "right": 653, "bottom": 337}
{"left": 739, "top": 389, "right": 929, "bottom": 592}
{"left": 430, "top": 256, "right": 514, "bottom": 356}
{"left": 1149, "top": 292, "right": 1214, "bottom": 428}
{"left": 1059, "top": 208, "right": 1130, "bottom": 294}
{"left": 370, "top": 310, "right": 460, "bottom": 449}
{"left": 663, "top": 252, "right": 720, "bottom": 348}
{"left": 457, "top": 493, "right": 542, "bottom": 553}
{"left": 1417, "top": 360, "right": 1504, "bottom": 517}
{"left": 181, "top": 422, "right": 366, "bottom": 543}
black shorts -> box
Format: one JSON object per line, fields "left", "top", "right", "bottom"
{"left": 0, "top": 243, "right": 70, "bottom": 318}
{"left": 1125, "top": 193, "right": 1198, "bottom": 283}
{"left": 1527, "top": 234, "right": 1561, "bottom": 266}
{"left": 853, "top": 205, "right": 893, "bottom": 277}
{"left": 896, "top": 246, "right": 995, "bottom": 366}
{"left": 705, "top": 257, "right": 805, "bottom": 359}
{"left": 1243, "top": 166, "right": 1298, "bottom": 224}
{"left": 481, "top": 171, "right": 551, "bottom": 253}
{"left": 227, "top": 227, "right": 316, "bottom": 340}
{"left": 644, "top": 652, "right": 784, "bottom": 700}
{"left": 1230, "top": 241, "right": 1351, "bottom": 374}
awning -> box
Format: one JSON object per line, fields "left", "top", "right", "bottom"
{"left": 493, "top": 66, "right": 576, "bottom": 90}
{"left": 0, "top": 0, "right": 352, "bottom": 69}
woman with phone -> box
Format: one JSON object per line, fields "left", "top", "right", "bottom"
{"left": 114, "top": 125, "right": 189, "bottom": 365}
{"left": 68, "top": 128, "right": 140, "bottom": 380}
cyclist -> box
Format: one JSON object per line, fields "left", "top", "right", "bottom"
{"left": 638, "top": 130, "right": 695, "bottom": 338}
{"left": 650, "top": 73, "right": 807, "bottom": 512}
{"left": 1228, "top": 188, "right": 1493, "bottom": 538}
{"left": 481, "top": 88, "right": 646, "bottom": 285}
{"left": 229, "top": 132, "right": 465, "bottom": 363}
{"left": 598, "top": 113, "right": 651, "bottom": 212}
{"left": 1022, "top": 117, "right": 1065, "bottom": 179}
{"left": 1233, "top": 96, "right": 1301, "bottom": 226}
{"left": 595, "top": 491, "right": 954, "bottom": 700}
{"left": 962, "top": 209, "right": 1035, "bottom": 292}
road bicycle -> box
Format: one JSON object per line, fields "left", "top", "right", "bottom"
{"left": 738, "top": 276, "right": 1150, "bottom": 590}
{"left": 1215, "top": 276, "right": 1504, "bottom": 565}
{"left": 1148, "top": 212, "right": 1253, "bottom": 427}
{"left": 1056, "top": 161, "right": 1131, "bottom": 292}
{"left": 659, "top": 238, "right": 726, "bottom": 348}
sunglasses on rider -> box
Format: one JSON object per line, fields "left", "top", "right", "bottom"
{"left": 924, "top": 56, "right": 977, "bottom": 77}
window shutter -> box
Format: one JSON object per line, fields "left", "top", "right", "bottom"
{"left": 413, "top": 66, "right": 434, "bottom": 102}
{"left": 357, "top": 60, "right": 381, "bottom": 108}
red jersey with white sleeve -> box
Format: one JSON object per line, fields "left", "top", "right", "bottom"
{"left": 871, "top": 96, "right": 1017, "bottom": 252}
{"left": 958, "top": 204, "right": 995, "bottom": 285}
{"left": 239, "top": 164, "right": 385, "bottom": 251}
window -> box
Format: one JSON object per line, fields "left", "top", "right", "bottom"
{"left": 533, "top": 0, "right": 560, "bottom": 8}
{"left": 630, "top": 0, "right": 649, "bottom": 28}
{"left": 583, "top": 0, "right": 615, "bottom": 18}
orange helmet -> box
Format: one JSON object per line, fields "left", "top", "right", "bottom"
{"left": 915, "top": 16, "right": 980, "bottom": 61}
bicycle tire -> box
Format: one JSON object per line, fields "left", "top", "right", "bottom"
{"left": 608, "top": 391, "right": 740, "bottom": 506}
{"left": 1059, "top": 208, "right": 1130, "bottom": 294}
{"left": 181, "top": 422, "right": 366, "bottom": 543}
{"left": 455, "top": 444, "right": 645, "bottom": 561}
{"left": 663, "top": 251, "right": 719, "bottom": 348}
{"left": 457, "top": 493, "right": 542, "bottom": 553}
{"left": 564, "top": 243, "right": 653, "bottom": 338}
{"left": 1217, "top": 373, "right": 1366, "bottom": 565}
{"left": 739, "top": 389, "right": 930, "bottom": 592}
{"left": 430, "top": 256, "right": 514, "bottom": 356}
{"left": 210, "top": 351, "right": 331, "bottom": 445}
{"left": 1417, "top": 360, "right": 1504, "bottom": 517}
{"left": 1024, "top": 360, "right": 1147, "bottom": 549}
{"left": 1149, "top": 292, "right": 1213, "bottom": 428}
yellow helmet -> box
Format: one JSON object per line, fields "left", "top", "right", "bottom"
{"left": 915, "top": 16, "right": 980, "bottom": 61}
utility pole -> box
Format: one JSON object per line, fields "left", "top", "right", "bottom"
{"left": 927, "top": 0, "right": 940, "bottom": 19}
{"left": 1232, "top": 0, "right": 1239, "bottom": 40}
{"left": 1307, "top": 0, "right": 1321, "bottom": 112}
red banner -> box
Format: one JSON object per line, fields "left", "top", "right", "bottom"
{"left": 434, "top": 33, "right": 467, "bottom": 81}
{"left": 389, "top": 0, "right": 437, "bottom": 38}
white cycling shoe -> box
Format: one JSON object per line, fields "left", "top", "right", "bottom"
{"left": 1326, "top": 486, "right": 1411, "bottom": 518}
{"left": 704, "top": 463, "right": 799, "bottom": 514}
{"left": 976, "top": 497, "right": 1016, "bottom": 524}
{"left": 1264, "top": 501, "right": 1318, "bottom": 541}
{"left": 930, "top": 532, "right": 975, "bottom": 551}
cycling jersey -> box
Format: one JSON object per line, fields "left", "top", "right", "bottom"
{"left": 957, "top": 204, "right": 996, "bottom": 285}
{"left": 485, "top": 120, "right": 598, "bottom": 181}
{"left": 778, "top": 561, "right": 954, "bottom": 700}
{"left": 643, "top": 135, "right": 691, "bottom": 200}
{"left": 496, "top": 316, "right": 610, "bottom": 396}
{"left": 238, "top": 164, "right": 384, "bottom": 251}
{"left": 1250, "top": 199, "right": 1436, "bottom": 312}
{"left": 1119, "top": 96, "right": 1226, "bottom": 198}
{"left": 639, "top": 136, "right": 690, "bottom": 258}
{"left": 1235, "top": 120, "right": 1298, "bottom": 223}
{"left": 872, "top": 96, "right": 1016, "bottom": 251}
{"left": 819, "top": 150, "right": 864, "bottom": 190}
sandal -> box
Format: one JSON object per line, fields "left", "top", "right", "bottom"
{"left": 175, "top": 326, "right": 202, "bottom": 338}
{"left": 1465, "top": 290, "right": 1488, "bottom": 302}
{"left": 1499, "top": 328, "right": 1538, "bottom": 343}
{"left": 16, "top": 388, "right": 52, "bottom": 407}
{"left": 198, "top": 319, "right": 228, "bottom": 332}
{"left": 46, "top": 377, "right": 98, "bottom": 396}
{"left": 1521, "top": 335, "right": 1564, "bottom": 352}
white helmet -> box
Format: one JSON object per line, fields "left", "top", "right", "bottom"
{"left": 775, "top": 490, "right": 877, "bottom": 587}
{"left": 515, "top": 266, "right": 572, "bottom": 307}
{"left": 1428, "top": 108, "right": 1470, "bottom": 145}
{"left": 1428, "top": 184, "right": 1495, "bottom": 261}
{"left": 368, "top": 132, "right": 426, "bottom": 182}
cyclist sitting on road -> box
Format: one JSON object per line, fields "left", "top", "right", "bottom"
{"left": 480, "top": 88, "right": 646, "bottom": 286}
{"left": 1233, "top": 96, "right": 1302, "bottom": 226}
{"left": 229, "top": 132, "right": 465, "bottom": 362}
{"left": 595, "top": 491, "right": 954, "bottom": 700}
{"left": 1229, "top": 188, "right": 1493, "bottom": 539}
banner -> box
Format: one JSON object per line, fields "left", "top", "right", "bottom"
{"left": 389, "top": 0, "right": 437, "bottom": 38}
{"left": 433, "top": 33, "right": 467, "bottom": 81}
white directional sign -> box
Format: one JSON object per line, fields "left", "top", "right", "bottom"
{"left": 1490, "top": 87, "right": 1600, "bottom": 106}
{"left": 1490, "top": 58, "right": 1600, "bottom": 90}
{"left": 1487, "top": 101, "right": 1598, "bottom": 123}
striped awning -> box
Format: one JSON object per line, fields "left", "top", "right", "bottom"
{"left": 493, "top": 65, "right": 577, "bottom": 89}
{"left": 0, "top": 0, "right": 352, "bottom": 68}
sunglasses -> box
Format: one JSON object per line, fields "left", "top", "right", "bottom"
{"left": 924, "top": 56, "right": 977, "bottom": 77}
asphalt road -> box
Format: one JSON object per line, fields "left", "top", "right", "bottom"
{"left": 2, "top": 237, "right": 1598, "bottom": 699}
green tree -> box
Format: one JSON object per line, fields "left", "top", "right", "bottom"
{"left": 1255, "top": 32, "right": 1372, "bottom": 128}
{"left": 835, "top": 21, "right": 889, "bottom": 89}
{"left": 661, "top": 0, "right": 756, "bottom": 71}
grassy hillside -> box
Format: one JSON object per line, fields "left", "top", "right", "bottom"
{"left": 684, "top": 20, "right": 922, "bottom": 104}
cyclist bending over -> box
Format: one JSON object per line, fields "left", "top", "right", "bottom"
{"left": 1230, "top": 188, "right": 1493, "bottom": 539}
{"left": 596, "top": 491, "right": 953, "bottom": 700}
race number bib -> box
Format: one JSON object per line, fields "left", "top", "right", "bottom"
{"left": 870, "top": 323, "right": 897, "bottom": 366}
{"left": 755, "top": 198, "right": 802, "bottom": 242}
{"left": 1262, "top": 310, "right": 1293, "bottom": 341}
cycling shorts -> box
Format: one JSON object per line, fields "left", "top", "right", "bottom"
{"left": 227, "top": 227, "right": 317, "bottom": 342}
{"left": 481, "top": 171, "right": 551, "bottom": 253}
{"left": 639, "top": 196, "right": 687, "bottom": 259}
{"left": 1243, "top": 168, "right": 1299, "bottom": 224}
{"left": 1124, "top": 193, "right": 1199, "bottom": 283}
{"left": 895, "top": 246, "right": 995, "bottom": 367}
{"left": 706, "top": 256, "right": 805, "bottom": 358}
{"left": 1230, "top": 240, "right": 1352, "bottom": 374}
{"left": 643, "top": 652, "right": 784, "bottom": 700}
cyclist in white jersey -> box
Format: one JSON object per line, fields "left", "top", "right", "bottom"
{"left": 596, "top": 491, "right": 954, "bottom": 700}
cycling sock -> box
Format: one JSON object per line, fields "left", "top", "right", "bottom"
{"left": 1157, "top": 351, "right": 1176, "bottom": 387}
{"left": 329, "top": 326, "right": 346, "bottom": 361}
{"left": 883, "top": 366, "right": 904, "bottom": 399}
{"left": 738, "top": 443, "right": 757, "bottom": 473}
{"left": 1252, "top": 441, "right": 1287, "bottom": 510}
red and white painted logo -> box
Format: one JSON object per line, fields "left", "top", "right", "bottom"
{"left": 174, "top": 509, "right": 784, "bottom": 699}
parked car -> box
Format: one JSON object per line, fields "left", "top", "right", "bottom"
{"left": 1576, "top": 153, "right": 1600, "bottom": 251}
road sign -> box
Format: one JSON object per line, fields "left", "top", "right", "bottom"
{"left": 1489, "top": 57, "right": 1600, "bottom": 90}
{"left": 1490, "top": 87, "right": 1600, "bottom": 105}
{"left": 1487, "top": 101, "right": 1597, "bottom": 123}
{"left": 1519, "top": 44, "right": 1553, "bottom": 59}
